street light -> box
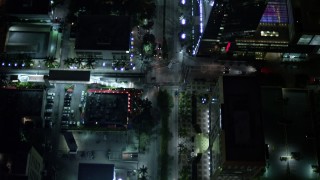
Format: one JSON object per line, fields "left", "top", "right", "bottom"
{"left": 181, "top": 18, "right": 186, "bottom": 25}
{"left": 181, "top": 33, "right": 186, "bottom": 39}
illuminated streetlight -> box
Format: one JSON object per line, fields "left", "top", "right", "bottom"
{"left": 181, "top": 18, "right": 186, "bottom": 25}
{"left": 181, "top": 33, "right": 186, "bottom": 39}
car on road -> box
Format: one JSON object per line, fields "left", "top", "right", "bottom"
{"left": 280, "top": 156, "right": 288, "bottom": 161}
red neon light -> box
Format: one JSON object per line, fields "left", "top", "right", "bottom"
{"left": 226, "top": 42, "right": 231, "bottom": 52}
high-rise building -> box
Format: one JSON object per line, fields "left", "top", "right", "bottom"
{"left": 291, "top": 0, "right": 320, "bottom": 54}
{"left": 194, "top": 0, "right": 320, "bottom": 59}
{"left": 194, "top": 0, "right": 269, "bottom": 57}
{"left": 210, "top": 75, "right": 266, "bottom": 179}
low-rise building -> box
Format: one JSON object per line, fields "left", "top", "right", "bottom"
{"left": 75, "top": 15, "right": 131, "bottom": 60}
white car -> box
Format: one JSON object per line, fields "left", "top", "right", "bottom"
{"left": 47, "top": 96, "right": 54, "bottom": 100}
{"left": 47, "top": 92, "right": 55, "bottom": 96}
{"left": 45, "top": 109, "right": 53, "bottom": 112}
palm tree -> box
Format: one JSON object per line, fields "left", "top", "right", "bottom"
{"left": 138, "top": 165, "right": 148, "bottom": 180}
{"left": 85, "top": 56, "right": 96, "bottom": 69}
{"left": 44, "top": 56, "right": 57, "bottom": 68}
{"left": 75, "top": 58, "right": 84, "bottom": 68}
{"left": 142, "top": 98, "right": 152, "bottom": 111}
{"left": 63, "top": 58, "right": 76, "bottom": 68}
{"left": 22, "top": 55, "right": 34, "bottom": 68}
{"left": 0, "top": 73, "right": 8, "bottom": 87}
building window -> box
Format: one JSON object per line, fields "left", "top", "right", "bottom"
{"left": 260, "top": 0, "right": 288, "bottom": 24}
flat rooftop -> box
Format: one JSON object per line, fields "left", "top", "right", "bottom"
{"left": 5, "top": 0, "right": 49, "bottom": 15}
{"left": 291, "top": 0, "right": 320, "bottom": 34}
{"left": 85, "top": 90, "right": 129, "bottom": 127}
{"left": 6, "top": 24, "right": 51, "bottom": 58}
{"left": 75, "top": 15, "right": 131, "bottom": 51}
{"left": 78, "top": 163, "right": 114, "bottom": 180}
{"left": 49, "top": 70, "right": 91, "bottom": 82}
{"left": 0, "top": 89, "right": 43, "bottom": 153}
{"left": 221, "top": 76, "right": 265, "bottom": 162}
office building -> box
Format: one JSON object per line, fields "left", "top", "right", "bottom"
{"left": 210, "top": 75, "right": 266, "bottom": 179}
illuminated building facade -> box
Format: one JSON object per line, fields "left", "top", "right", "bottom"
{"left": 194, "top": 0, "right": 268, "bottom": 57}
{"left": 195, "top": 0, "right": 320, "bottom": 60}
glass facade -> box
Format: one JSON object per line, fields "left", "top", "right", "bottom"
{"left": 260, "top": 0, "right": 288, "bottom": 24}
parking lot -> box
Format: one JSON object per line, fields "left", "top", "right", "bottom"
{"left": 55, "top": 130, "right": 139, "bottom": 180}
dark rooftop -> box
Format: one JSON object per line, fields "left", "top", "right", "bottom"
{"left": 75, "top": 15, "right": 131, "bottom": 51}
{"left": 78, "top": 163, "right": 114, "bottom": 180}
{"left": 5, "top": 0, "right": 49, "bottom": 15}
{"left": 0, "top": 89, "right": 43, "bottom": 153}
{"left": 221, "top": 76, "right": 265, "bottom": 162}
{"left": 291, "top": 0, "right": 320, "bottom": 34}
{"left": 63, "top": 132, "right": 78, "bottom": 153}
{"left": 49, "top": 70, "right": 90, "bottom": 82}
{"left": 85, "top": 92, "right": 128, "bottom": 127}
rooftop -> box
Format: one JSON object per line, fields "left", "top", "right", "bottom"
{"left": 85, "top": 90, "right": 129, "bottom": 128}
{"left": 5, "top": 24, "right": 51, "bottom": 58}
{"left": 75, "top": 15, "right": 131, "bottom": 51}
{"left": 5, "top": 0, "right": 49, "bottom": 15}
{"left": 220, "top": 76, "right": 265, "bottom": 163}
{"left": 78, "top": 163, "right": 114, "bottom": 180}
{"left": 0, "top": 89, "right": 43, "bottom": 153}
{"left": 48, "top": 70, "right": 91, "bottom": 82}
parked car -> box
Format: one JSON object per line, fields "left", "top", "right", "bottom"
{"left": 47, "top": 92, "right": 55, "bottom": 96}
{"left": 63, "top": 110, "right": 71, "bottom": 114}
{"left": 47, "top": 96, "right": 54, "bottom": 100}
{"left": 47, "top": 99, "right": 54, "bottom": 103}
{"left": 62, "top": 116, "right": 69, "bottom": 121}
{"left": 62, "top": 113, "right": 70, "bottom": 117}
{"left": 44, "top": 116, "right": 52, "bottom": 120}
{"left": 45, "top": 120, "right": 53, "bottom": 128}
{"left": 44, "top": 112, "right": 52, "bottom": 116}
{"left": 46, "top": 104, "right": 53, "bottom": 109}
{"left": 280, "top": 156, "right": 288, "bottom": 161}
